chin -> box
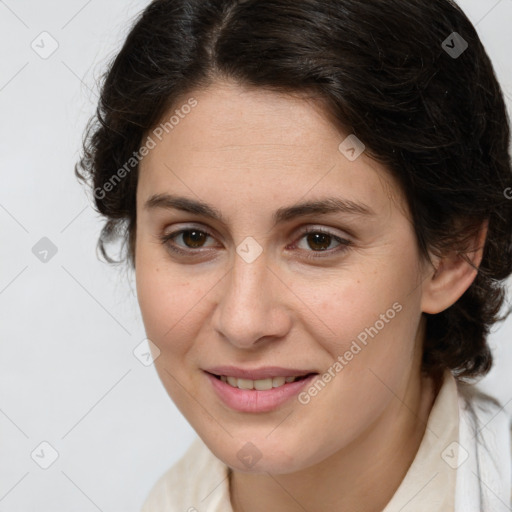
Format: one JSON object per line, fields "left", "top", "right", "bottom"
{"left": 200, "top": 430, "right": 321, "bottom": 474}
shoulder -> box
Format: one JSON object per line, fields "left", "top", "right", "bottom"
{"left": 456, "top": 379, "right": 510, "bottom": 430}
{"left": 456, "top": 379, "right": 511, "bottom": 449}
{"left": 141, "top": 436, "right": 230, "bottom": 512}
{"left": 456, "top": 378, "right": 512, "bottom": 506}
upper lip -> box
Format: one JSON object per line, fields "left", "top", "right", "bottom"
{"left": 204, "top": 366, "right": 317, "bottom": 380}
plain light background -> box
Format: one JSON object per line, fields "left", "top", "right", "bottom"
{"left": 0, "top": 0, "right": 511, "bottom": 510}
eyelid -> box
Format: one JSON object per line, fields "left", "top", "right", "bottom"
{"left": 288, "top": 226, "right": 352, "bottom": 257}
{"left": 159, "top": 225, "right": 219, "bottom": 253}
{"left": 159, "top": 223, "right": 353, "bottom": 258}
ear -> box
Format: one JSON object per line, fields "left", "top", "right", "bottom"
{"left": 421, "top": 220, "right": 488, "bottom": 314}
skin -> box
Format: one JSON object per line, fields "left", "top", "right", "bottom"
{"left": 135, "top": 80, "right": 486, "bottom": 512}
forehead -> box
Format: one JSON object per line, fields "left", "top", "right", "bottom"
{"left": 138, "top": 80, "right": 406, "bottom": 219}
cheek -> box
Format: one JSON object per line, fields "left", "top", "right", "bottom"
{"left": 135, "top": 247, "right": 198, "bottom": 352}
{"left": 296, "top": 262, "right": 418, "bottom": 349}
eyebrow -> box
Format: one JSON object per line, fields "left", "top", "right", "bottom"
{"left": 144, "top": 193, "right": 375, "bottom": 227}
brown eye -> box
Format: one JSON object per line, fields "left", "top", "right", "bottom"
{"left": 159, "top": 226, "right": 352, "bottom": 261}
{"left": 180, "top": 230, "right": 208, "bottom": 248}
{"left": 292, "top": 227, "right": 352, "bottom": 260}
{"left": 159, "top": 228, "right": 216, "bottom": 255}
{"left": 305, "top": 232, "right": 333, "bottom": 251}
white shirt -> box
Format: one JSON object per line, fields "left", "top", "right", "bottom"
{"left": 141, "top": 371, "right": 512, "bottom": 511}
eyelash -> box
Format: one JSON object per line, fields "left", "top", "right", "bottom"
{"left": 158, "top": 226, "right": 352, "bottom": 261}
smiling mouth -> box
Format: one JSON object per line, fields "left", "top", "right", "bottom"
{"left": 209, "top": 373, "right": 317, "bottom": 391}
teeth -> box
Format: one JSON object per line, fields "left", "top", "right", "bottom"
{"left": 273, "top": 376, "right": 286, "bottom": 388}
{"left": 219, "top": 375, "right": 302, "bottom": 390}
{"left": 237, "top": 378, "right": 254, "bottom": 390}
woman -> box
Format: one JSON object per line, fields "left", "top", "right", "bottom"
{"left": 77, "top": 0, "right": 512, "bottom": 510}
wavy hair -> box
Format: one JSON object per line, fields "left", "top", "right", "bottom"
{"left": 77, "top": 0, "right": 512, "bottom": 380}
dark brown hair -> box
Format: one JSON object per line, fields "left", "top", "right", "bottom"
{"left": 77, "top": 0, "right": 512, "bottom": 381}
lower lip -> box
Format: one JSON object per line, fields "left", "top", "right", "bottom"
{"left": 205, "top": 372, "right": 318, "bottom": 413}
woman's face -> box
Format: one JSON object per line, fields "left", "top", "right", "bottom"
{"left": 135, "top": 80, "right": 432, "bottom": 473}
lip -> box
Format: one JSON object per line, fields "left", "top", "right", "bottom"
{"left": 205, "top": 370, "right": 318, "bottom": 413}
{"left": 204, "top": 365, "right": 315, "bottom": 380}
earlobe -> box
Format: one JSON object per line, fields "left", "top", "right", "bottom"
{"left": 421, "top": 220, "right": 488, "bottom": 315}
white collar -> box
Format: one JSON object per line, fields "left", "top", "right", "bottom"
{"left": 455, "top": 380, "right": 512, "bottom": 511}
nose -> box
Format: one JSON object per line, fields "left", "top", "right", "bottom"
{"left": 212, "top": 250, "right": 292, "bottom": 350}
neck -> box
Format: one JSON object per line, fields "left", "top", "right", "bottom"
{"left": 229, "top": 370, "right": 438, "bottom": 512}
